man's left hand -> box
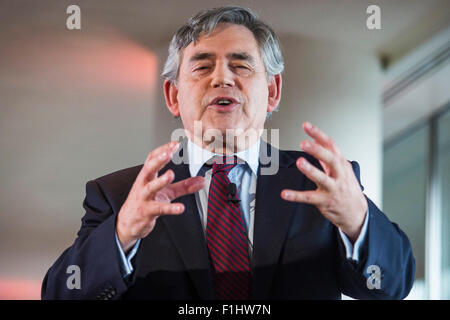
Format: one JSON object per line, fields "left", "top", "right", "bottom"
{"left": 281, "top": 122, "right": 368, "bottom": 242}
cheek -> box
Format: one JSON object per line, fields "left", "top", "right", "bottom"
{"left": 246, "top": 84, "right": 269, "bottom": 112}
{"left": 178, "top": 86, "right": 203, "bottom": 116}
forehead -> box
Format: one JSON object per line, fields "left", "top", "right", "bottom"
{"left": 181, "top": 23, "right": 262, "bottom": 64}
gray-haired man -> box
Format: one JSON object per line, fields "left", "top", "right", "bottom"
{"left": 42, "top": 6, "right": 415, "bottom": 300}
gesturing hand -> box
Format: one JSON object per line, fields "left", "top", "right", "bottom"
{"left": 281, "top": 122, "right": 368, "bottom": 242}
{"left": 116, "top": 141, "right": 205, "bottom": 253}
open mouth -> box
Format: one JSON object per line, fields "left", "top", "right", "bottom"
{"left": 208, "top": 96, "right": 240, "bottom": 111}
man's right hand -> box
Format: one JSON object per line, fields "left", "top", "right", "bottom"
{"left": 116, "top": 141, "right": 205, "bottom": 253}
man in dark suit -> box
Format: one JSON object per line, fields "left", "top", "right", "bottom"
{"left": 42, "top": 6, "right": 415, "bottom": 300}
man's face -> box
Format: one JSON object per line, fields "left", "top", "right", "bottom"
{"left": 164, "top": 23, "right": 281, "bottom": 150}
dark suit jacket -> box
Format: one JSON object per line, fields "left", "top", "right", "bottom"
{"left": 42, "top": 142, "right": 415, "bottom": 300}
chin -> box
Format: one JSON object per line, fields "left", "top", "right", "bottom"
{"left": 212, "top": 121, "right": 243, "bottom": 134}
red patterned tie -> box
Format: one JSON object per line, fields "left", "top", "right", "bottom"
{"left": 205, "top": 156, "right": 252, "bottom": 300}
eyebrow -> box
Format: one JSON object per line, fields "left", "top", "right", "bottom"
{"left": 188, "top": 52, "right": 215, "bottom": 63}
{"left": 188, "top": 52, "right": 255, "bottom": 65}
{"left": 227, "top": 52, "right": 255, "bottom": 65}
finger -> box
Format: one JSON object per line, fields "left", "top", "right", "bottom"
{"left": 281, "top": 189, "right": 324, "bottom": 205}
{"left": 139, "top": 141, "right": 179, "bottom": 183}
{"left": 143, "top": 169, "right": 175, "bottom": 199}
{"left": 296, "top": 157, "right": 334, "bottom": 190}
{"left": 153, "top": 202, "right": 185, "bottom": 217}
{"left": 302, "top": 122, "right": 341, "bottom": 155}
{"left": 162, "top": 176, "right": 206, "bottom": 201}
{"left": 146, "top": 140, "right": 180, "bottom": 163}
{"left": 300, "top": 140, "right": 337, "bottom": 170}
{"left": 318, "top": 159, "right": 332, "bottom": 176}
{"left": 141, "top": 141, "right": 176, "bottom": 171}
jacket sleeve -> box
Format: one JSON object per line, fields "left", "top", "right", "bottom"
{"left": 41, "top": 180, "right": 130, "bottom": 300}
{"left": 337, "top": 161, "right": 416, "bottom": 299}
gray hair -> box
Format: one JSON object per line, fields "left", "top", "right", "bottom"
{"left": 162, "top": 6, "right": 284, "bottom": 85}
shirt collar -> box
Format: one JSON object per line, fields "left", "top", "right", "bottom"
{"left": 187, "top": 138, "right": 260, "bottom": 177}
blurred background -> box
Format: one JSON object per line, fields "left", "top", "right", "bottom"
{"left": 0, "top": 0, "right": 448, "bottom": 299}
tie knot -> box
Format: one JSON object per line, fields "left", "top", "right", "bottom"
{"left": 211, "top": 156, "right": 239, "bottom": 174}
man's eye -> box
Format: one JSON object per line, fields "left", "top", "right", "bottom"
{"left": 232, "top": 65, "right": 252, "bottom": 74}
{"left": 194, "top": 66, "right": 210, "bottom": 71}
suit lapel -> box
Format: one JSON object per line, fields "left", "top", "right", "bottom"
{"left": 160, "top": 144, "right": 215, "bottom": 299}
{"left": 252, "top": 142, "right": 300, "bottom": 299}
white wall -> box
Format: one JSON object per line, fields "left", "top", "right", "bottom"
{"left": 267, "top": 34, "right": 383, "bottom": 204}
{"left": 0, "top": 28, "right": 159, "bottom": 295}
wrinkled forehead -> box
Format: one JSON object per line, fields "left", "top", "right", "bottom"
{"left": 179, "top": 23, "right": 262, "bottom": 66}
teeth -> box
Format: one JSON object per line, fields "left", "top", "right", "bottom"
{"left": 217, "top": 99, "right": 232, "bottom": 105}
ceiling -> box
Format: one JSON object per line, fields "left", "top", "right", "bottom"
{"left": 1, "top": 0, "right": 449, "bottom": 65}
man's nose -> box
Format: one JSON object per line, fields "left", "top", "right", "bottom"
{"left": 210, "top": 63, "right": 235, "bottom": 88}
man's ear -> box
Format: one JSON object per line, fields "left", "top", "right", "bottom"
{"left": 267, "top": 74, "right": 282, "bottom": 113}
{"left": 163, "top": 79, "right": 180, "bottom": 117}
